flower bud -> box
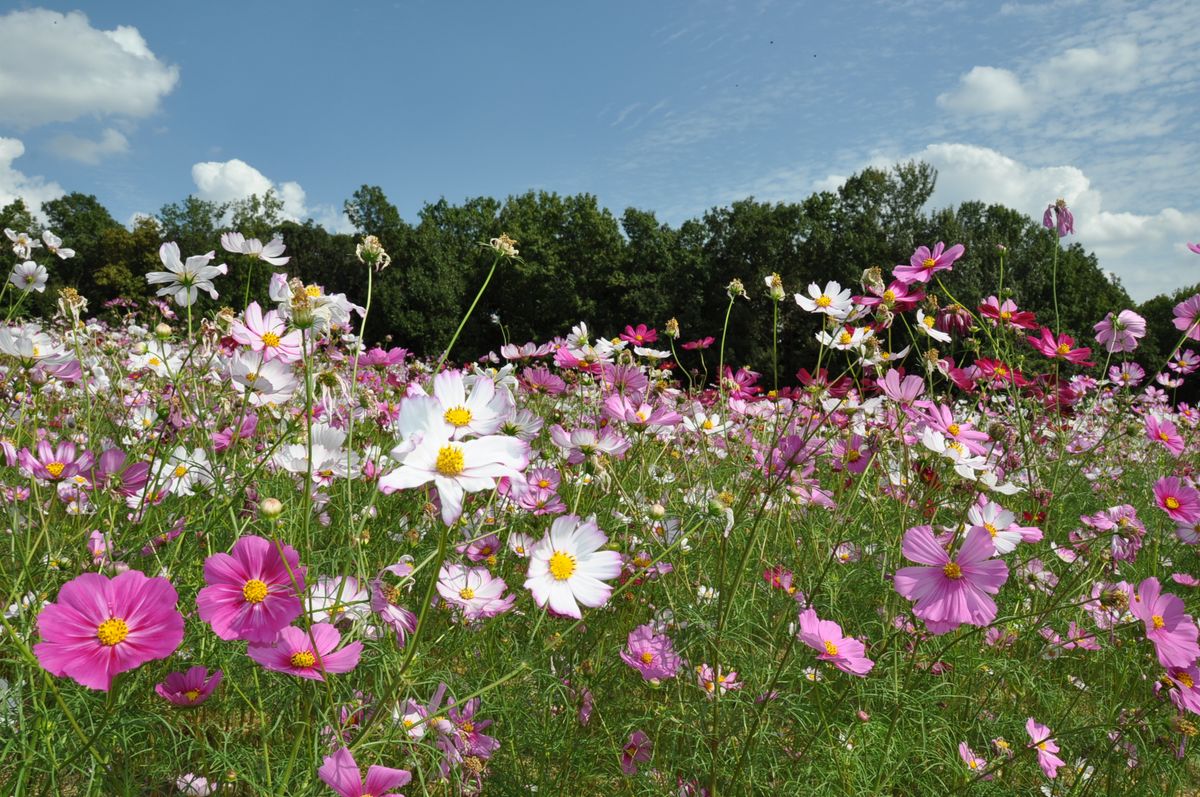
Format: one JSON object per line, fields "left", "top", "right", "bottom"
{"left": 260, "top": 498, "right": 284, "bottom": 518}
{"left": 154, "top": 323, "right": 173, "bottom": 340}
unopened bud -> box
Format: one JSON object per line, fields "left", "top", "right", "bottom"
{"left": 154, "top": 323, "right": 173, "bottom": 340}
{"left": 649, "top": 503, "right": 666, "bottom": 519}
{"left": 260, "top": 498, "right": 284, "bottom": 518}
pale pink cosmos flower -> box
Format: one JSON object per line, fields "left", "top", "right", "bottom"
{"left": 958, "top": 742, "right": 988, "bottom": 777}
{"left": 1026, "top": 718, "right": 1065, "bottom": 778}
{"left": 317, "top": 746, "right": 410, "bottom": 797}
{"left": 247, "top": 623, "right": 362, "bottom": 680}
{"left": 1174, "top": 294, "right": 1200, "bottom": 341}
{"left": 231, "top": 301, "right": 302, "bottom": 362}
{"left": 696, "top": 664, "right": 741, "bottom": 698}
{"left": 1094, "top": 310, "right": 1146, "bottom": 353}
{"left": 796, "top": 607, "right": 874, "bottom": 676}
{"left": 894, "top": 526, "right": 1009, "bottom": 634}
{"left": 620, "top": 623, "right": 682, "bottom": 682}
{"left": 436, "top": 563, "right": 515, "bottom": 621}
{"left": 221, "top": 232, "right": 290, "bottom": 266}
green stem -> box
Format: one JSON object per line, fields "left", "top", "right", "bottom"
{"left": 435, "top": 249, "right": 503, "bottom": 374}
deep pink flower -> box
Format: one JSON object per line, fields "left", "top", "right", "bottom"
{"left": 196, "top": 535, "right": 306, "bottom": 643}
{"left": 892, "top": 242, "right": 965, "bottom": 285}
{"left": 1161, "top": 665, "right": 1200, "bottom": 715}
{"left": 1173, "top": 294, "right": 1200, "bottom": 341}
{"left": 1027, "top": 327, "right": 1094, "bottom": 366}
{"left": 1189, "top": 242, "right": 1200, "bottom": 255}
{"left": 681, "top": 336, "right": 715, "bottom": 350}
{"left": 893, "top": 526, "right": 1009, "bottom": 634}
{"left": 620, "top": 324, "right": 657, "bottom": 345}
{"left": 620, "top": 623, "right": 682, "bottom": 682}
{"left": 1026, "top": 717, "right": 1065, "bottom": 778}
{"left": 318, "top": 747, "right": 411, "bottom": 797}
{"left": 1094, "top": 310, "right": 1146, "bottom": 353}
{"left": 1130, "top": 577, "right": 1200, "bottom": 669}
{"left": 620, "top": 730, "right": 652, "bottom": 775}
{"left": 796, "top": 607, "right": 874, "bottom": 676}
{"left": 35, "top": 570, "right": 184, "bottom": 691}
{"left": 155, "top": 666, "right": 223, "bottom": 706}
{"left": 1155, "top": 477, "right": 1200, "bottom": 523}
{"left": 855, "top": 280, "right": 924, "bottom": 312}
{"left": 248, "top": 623, "right": 362, "bottom": 680}
{"left": 20, "top": 439, "right": 92, "bottom": 482}
{"left": 980, "top": 296, "right": 1037, "bottom": 330}
{"left": 1145, "top": 415, "right": 1185, "bottom": 457}
{"left": 90, "top": 448, "right": 150, "bottom": 497}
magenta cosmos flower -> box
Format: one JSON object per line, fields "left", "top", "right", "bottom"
{"left": 231, "top": 301, "right": 302, "bottom": 362}
{"left": 1173, "top": 293, "right": 1200, "bottom": 341}
{"left": 893, "top": 526, "right": 1009, "bottom": 634}
{"left": 318, "top": 747, "right": 411, "bottom": 797}
{"left": 1043, "top": 199, "right": 1074, "bottom": 237}
{"left": 247, "top": 623, "right": 362, "bottom": 680}
{"left": 1145, "top": 415, "right": 1185, "bottom": 457}
{"left": 1027, "top": 327, "right": 1094, "bottom": 366}
{"left": 620, "top": 730, "right": 652, "bottom": 775}
{"left": 796, "top": 607, "right": 874, "bottom": 677}
{"left": 1155, "top": 476, "right": 1200, "bottom": 523}
{"left": 156, "top": 666, "right": 223, "bottom": 706}
{"left": 1026, "top": 718, "right": 1065, "bottom": 779}
{"left": 620, "top": 623, "right": 682, "bottom": 682}
{"left": 892, "top": 242, "right": 965, "bottom": 285}
{"left": 1130, "top": 577, "right": 1200, "bottom": 669}
{"left": 197, "top": 535, "right": 306, "bottom": 643}
{"left": 35, "top": 570, "right": 184, "bottom": 691}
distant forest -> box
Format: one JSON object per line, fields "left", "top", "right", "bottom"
{"left": 3, "top": 161, "right": 1195, "bottom": 381}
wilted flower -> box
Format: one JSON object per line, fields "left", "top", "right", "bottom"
{"left": 488, "top": 233, "right": 519, "bottom": 258}
{"left": 356, "top": 235, "right": 391, "bottom": 272}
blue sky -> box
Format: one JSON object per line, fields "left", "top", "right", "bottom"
{"left": 1, "top": 0, "right": 1197, "bottom": 300}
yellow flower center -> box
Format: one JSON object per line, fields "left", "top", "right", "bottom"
{"left": 922, "top": 257, "right": 936, "bottom": 269}
{"left": 1178, "top": 672, "right": 1195, "bottom": 689}
{"left": 290, "top": 650, "right": 316, "bottom": 668}
{"left": 943, "top": 562, "right": 963, "bottom": 580}
{"left": 96, "top": 617, "right": 129, "bottom": 646}
{"left": 185, "top": 689, "right": 201, "bottom": 702}
{"left": 436, "top": 445, "right": 465, "bottom": 476}
{"left": 537, "top": 479, "right": 551, "bottom": 489}
{"left": 459, "top": 587, "right": 475, "bottom": 601}
{"left": 823, "top": 640, "right": 839, "bottom": 656}
{"left": 1159, "top": 431, "right": 1171, "bottom": 441}
{"left": 444, "top": 406, "right": 472, "bottom": 427}
{"left": 845, "top": 449, "right": 861, "bottom": 462}
{"left": 305, "top": 285, "right": 322, "bottom": 297}
{"left": 242, "top": 579, "right": 269, "bottom": 603}
{"left": 947, "top": 440, "right": 966, "bottom": 455}
{"left": 838, "top": 331, "right": 854, "bottom": 345}
{"left": 883, "top": 290, "right": 896, "bottom": 302}
{"left": 995, "top": 365, "right": 1008, "bottom": 376}
{"left": 548, "top": 550, "right": 577, "bottom": 581}
{"left": 1056, "top": 343, "right": 1071, "bottom": 356}
{"left": 1166, "top": 497, "right": 1181, "bottom": 510}
{"left": 46, "top": 462, "right": 65, "bottom": 478}
{"left": 640, "top": 651, "right": 654, "bottom": 664}
{"left": 984, "top": 523, "right": 998, "bottom": 538}
{"left": 999, "top": 310, "right": 1012, "bottom": 320}
{"left": 947, "top": 423, "right": 960, "bottom": 436}
{"left": 815, "top": 295, "right": 832, "bottom": 308}
{"left": 1038, "top": 742, "right": 1048, "bottom": 752}
{"left": 1152, "top": 615, "right": 1165, "bottom": 629}
{"left": 702, "top": 418, "right": 715, "bottom": 430}
{"left": 922, "top": 315, "right": 935, "bottom": 328}
{"left": 261, "top": 331, "right": 281, "bottom": 348}
{"left": 173, "top": 465, "right": 188, "bottom": 478}
{"left": 149, "top": 356, "right": 161, "bottom": 367}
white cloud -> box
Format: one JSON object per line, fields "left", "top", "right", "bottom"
{"left": 191, "top": 158, "right": 354, "bottom": 234}
{"left": 0, "top": 9, "right": 179, "bottom": 129}
{"left": 46, "top": 128, "right": 130, "bottom": 165}
{"left": 819, "top": 143, "right": 1199, "bottom": 301}
{"left": 0, "top": 137, "right": 65, "bottom": 216}
{"left": 936, "top": 66, "right": 1030, "bottom": 115}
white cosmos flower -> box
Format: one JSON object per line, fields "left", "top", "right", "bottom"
{"left": 0, "top": 324, "right": 64, "bottom": 366}
{"left": 275, "top": 423, "right": 361, "bottom": 485}
{"left": 5, "top": 228, "right": 41, "bottom": 259}
{"left": 377, "top": 428, "right": 530, "bottom": 526}
{"left": 422, "top": 369, "right": 510, "bottom": 439}
{"left": 524, "top": 514, "right": 622, "bottom": 619}
{"left": 795, "top": 281, "right": 852, "bottom": 318}
{"left": 230, "top": 352, "right": 298, "bottom": 405}
{"left": 221, "top": 231, "right": 290, "bottom": 266}
{"left": 9, "top": 261, "right": 48, "bottom": 292}
{"left": 41, "top": 231, "right": 75, "bottom": 260}
{"left": 817, "top": 325, "right": 873, "bottom": 351}
{"left": 145, "top": 242, "right": 228, "bottom": 307}
{"left": 916, "top": 310, "right": 952, "bottom": 343}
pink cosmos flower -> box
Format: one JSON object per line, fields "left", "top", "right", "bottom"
{"left": 979, "top": 296, "right": 1037, "bottom": 330}
{"left": 1173, "top": 294, "right": 1200, "bottom": 341}
{"left": 620, "top": 730, "right": 652, "bottom": 775}
{"left": 855, "top": 280, "right": 924, "bottom": 312}
{"left": 20, "top": 439, "right": 93, "bottom": 482}
{"left": 1027, "top": 327, "right": 1094, "bottom": 366}
{"left": 1145, "top": 415, "right": 1186, "bottom": 457}
{"left": 318, "top": 747, "right": 411, "bottom": 797}
{"left": 196, "top": 535, "right": 306, "bottom": 643}
{"left": 35, "top": 570, "right": 184, "bottom": 691}
{"left": 436, "top": 563, "right": 515, "bottom": 621}
{"left": 1155, "top": 477, "right": 1200, "bottom": 523}
{"left": 370, "top": 571, "right": 417, "bottom": 645}
{"left": 1161, "top": 666, "right": 1200, "bottom": 715}
{"left": 1189, "top": 242, "right": 1200, "bottom": 255}
{"left": 1043, "top": 199, "right": 1074, "bottom": 237}
{"left": 620, "top": 623, "right": 682, "bottom": 682}
{"left": 958, "top": 742, "right": 988, "bottom": 777}
{"left": 155, "top": 666, "right": 223, "bottom": 706}
{"left": 893, "top": 526, "right": 1009, "bottom": 634}
{"left": 603, "top": 393, "right": 682, "bottom": 428}
{"left": 1130, "top": 577, "right": 1200, "bottom": 669}
{"left": 1109, "top": 362, "right": 1145, "bottom": 388}
{"left": 248, "top": 623, "right": 362, "bottom": 680}
{"left": 696, "top": 664, "right": 741, "bottom": 698}
{"left": 620, "top": 324, "right": 657, "bottom": 345}
{"left": 878, "top": 368, "right": 924, "bottom": 405}
{"left": 1026, "top": 718, "right": 1065, "bottom": 778}
{"left": 1094, "top": 310, "right": 1146, "bottom": 353}
{"left": 231, "top": 301, "right": 302, "bottom": 362}
{"left": 681, "top": 336, "right": 715, "bottom": 350}
{"left": 796, "top": 607, "right": 874, "bottom": 676}
{"left": 892, "top": 242, "right": 965, "bottom": 285}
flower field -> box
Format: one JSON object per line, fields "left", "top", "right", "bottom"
{"left": 2, "top": 224, "right": 1200, "bottom": 795}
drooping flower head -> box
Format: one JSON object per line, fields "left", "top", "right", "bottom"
{"left": 35, "top": 570, "right": 185, "bottom": 691}
{"left": 1043, "top": 198, "right": 1074, "bottom": 237}
{"left": 1094, "top": 310, "right": 1146, "bottom": 354}
{"left": 196, "top": 535, "right": 306, "bottom": 643}
{"left": 317, "top": 746, "right": 411, "bottom": 797}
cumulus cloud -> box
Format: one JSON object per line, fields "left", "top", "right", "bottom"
{"left": 191, "top": 158, "right": 354, "bottom": 234}
{"left": 936, "top": 66, "right": 1031, "bottom": 115}
{"left": 46, "top": 129, "right": 130, "bottom": 165}
{"left": 0, "top": 137, "right": 65, "bottom": 216}
{"left": 0, "top": 9, "right": 179, "bottom": 129}
{"left": 817, "top": 142, "right": 1200, "bottom": 301}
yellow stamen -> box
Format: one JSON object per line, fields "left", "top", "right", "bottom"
{"left": 96, "top": 617, "right": 129, "bottom": 646}
{"left": 242, "top": 579, "right": 269, "bottom": 603}
{"left": 436, "top": 446, "right": 465, "bottom": 476}
{"left": 548, "top": 550, "right": 576, "bottom": 580}
{"left": 943, "top": 562, "right": 963, "bottom": 580}
{"left": 290, "top": 650, "right": 316, "bottom": 668}
{"left": 444, "top": 406, "right": 472, "bottom": 427}
{"left": 45, "top": 462, "right": 65, "bottom": 478}
{"left": 261, "top": 331, "right": 281, "bottom": 348}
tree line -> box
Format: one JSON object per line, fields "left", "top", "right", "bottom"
{"left": 2, "top": 161, "right": 1195, "bottom": 383}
